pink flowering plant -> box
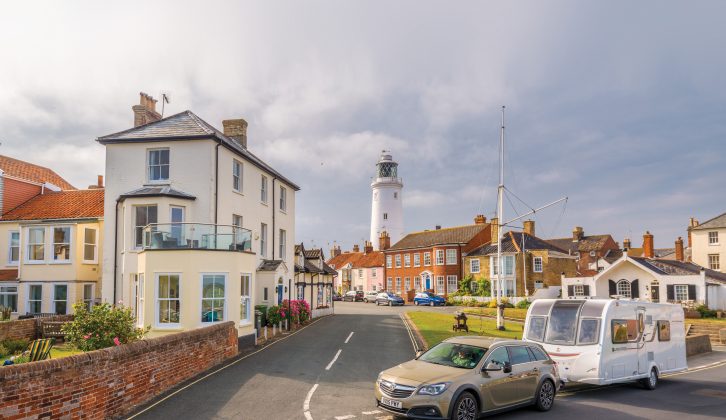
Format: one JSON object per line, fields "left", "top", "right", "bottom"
{"left": 266, "top": 300, "right": 311, "bottom": 326}
{"left": 63, "top": 303, "right": 149, "bottom": 351}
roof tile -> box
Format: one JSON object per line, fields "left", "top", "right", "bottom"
{"left": 389, "top": 224, "right": 488, "bottom": 251}
{"left": 0, "top": 155, "right": 75, "bottom": 190}
{"left": 2, "top": 189, "right": 104, "bottom": 221}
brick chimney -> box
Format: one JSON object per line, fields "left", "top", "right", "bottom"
{"left": 364, "top": 241, "right": 374, "bottom": 254}
{"left": 222, "top": 118, "right": 248, "bottom": 149}
{"left": 523, "top": 220, "right": 535, "bottom": 236}
{"left": 435, "top": 225, "right": 441, "bottom": 230}
{"left": 352, "top": 244, "right": 360, "bottom": 253}
{"left": 490, "top": 218, "right": 499, "bottom": 240}
{"left": 132, "top": 92, "right": 162, "bottom": 127}
{"left": 379, "top": 231, "right": 391, "bottom": 251}
{"left": 330, "top": 244, "right": 341, "bottom": 258}
{"left": 688, "top": 217, "right": 699, "bottom": 248}
{"left": 474, "top": 214, "right": 487, "bottom": 225}
{"left": 88, "top": 175, "right": 104, "bottom": 189}
{"left": 572, "top": 226, "right": 584, "bottom": 241}
{"left": 675, "top": 237, "right": 684, "bottom": 261}
{"left": 623, "top": 237, "right": 631, "bottom": 250}
{"left": 643, "top": 231, "right": 654, "bottom": 258}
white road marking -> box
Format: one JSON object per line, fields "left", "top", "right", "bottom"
{"left": 304, "top": 411, "right": 314, "bottom": 420}
{"left": 362, "top": 410, "right": 382, "bottom": 415}
{"left": 375, "top": 416, "right": 392, "bottom": 420}
{"left": 326, "top": 349, "right": 343, "bottom": 370}
{"left": 345, "top": 331, "right": 354, "bottom": 343}
{"left": 304, "top": 383, "right": 318, "bottom": 411}
{"left": 334, "top": 415, "right": 356, "bottom": 420}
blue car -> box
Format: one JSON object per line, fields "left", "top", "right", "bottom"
{"left": 413, "top": 292, "right": 446, "bottom": 306}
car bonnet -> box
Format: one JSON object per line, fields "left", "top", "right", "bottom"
{"left": 381, "top": 359, "right": 469, "bottom": 386}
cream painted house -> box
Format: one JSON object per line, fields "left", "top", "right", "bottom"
{"left": 689, "top": 213, "right": 726, "bottom": 273}
{"left": 97, "top": 94, "right": 298, "bottom": 340}
{"left": 0, "top": 189, "right": 104, "bottom": 315}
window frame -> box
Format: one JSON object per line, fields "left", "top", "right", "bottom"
{"left": 446, "top": 275, "right": 458, "bottom": 293}
{"left": 200, "top": 273, "right": 227, "bottom": 324}
{"left": 424, "top": 252, "right": 432, "bottom": 266}
{"left": 232, "top": 159, "right": 243, "bottom": 193}
{"left": 260, "top": 175, "right": 268, "bottom": 203}
{"left": 27, "top": 284, "right": 42, "bottom": 314}
{"left": 135, "top": 204, "right": 158, "bottom": 248}
{"left": 52, "top": 283, "right": 68, "bottom": 315}
{"left": 26, "top": 227, "right": 45, "bottom": 263}
{"left": 470, "top": 258, "right": 480, "bottom": 274}
{"left": 147, "top": 148, "right": 170, "bottom": 183}
{"left": 395, "top": 277, "right": 401, "bottom": 293}
{"left": 708, "top": 231, "right": 719, "bottom": 245}
{"left": 445, "top": 249, "right": 457, "bottom": 265}
{"left": 533, "top": 256, "right": 543, "bottom": 273}
{"left": 577, "top": 318, "right": 600, "bottom": 345}
{"left": 279, "top": 186, "right": 287, "bottom": 212}
{"left": 240, "top": 273, "right": 252, "bottom": 325}
{"left": 8, "top": 230, "right": 20, "bottom": 266}
{"left": 413, "top": 253, "right": 421, "bottom": 267}
{"left": 395, "top": 254, "right": 402, "bottom": 268}
{"left": 279, "top": 229, "right": 287, "bottom": 259}
{"left": 404, "top": 254, "right": 411, "bottom": 267}
{"left": 386, "top": 255, "right": 392, "bottom": 268}
{"left": 708, "top": 254, "right": 720, "bottom": 270}
{"left": 436, "top": 276, "right": 445, "bottom": 293}
{"left": 616, "top": 279, "right": 631, "bottom": 298}
{"left": 83, "top": 283, "right": 95, "bottom": 310}
{"left": 0, "top": 285, "right": 18, "bottom": 313}
{"left": 435, "top": 250, "right": 445, "bottom": 265}
{"left": 674, "top": 284, "right": 689, "bottom": 301}
{"left": 82, "top": 227, "right": 98, "bottom": 264}
{"left": 573, "top": 284, "right": 585, "bottom": 297}
{"left": 51, "top": 226, "right": 72, "bottom": 263}
{"left": 156, "top": 273, "right": 182, "bottom": 328}
{"left": 611, "top": 318, "right": 640, "bottom": 344}
{"left": 260, "top": 223, "right": 268, "bottom": 257}
{"left": 657, "top": 320, "right": 671, "bottom": 342}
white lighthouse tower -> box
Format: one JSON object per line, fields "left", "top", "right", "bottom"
{"left": 370, "top": 151, "right": 404, "bottom": 249}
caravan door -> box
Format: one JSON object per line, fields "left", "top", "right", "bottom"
{"left": 636, "top": 308, "right": 648, "bottom": 375}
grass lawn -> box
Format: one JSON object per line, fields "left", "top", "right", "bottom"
{"left": 50, "top": 342, "right": 84, "bottom": 359}
{"left": 461, "top": 307, "right": 528, "bottom": 320}
{"left": 407, "top": 311, "right": 523, "bottom": 348}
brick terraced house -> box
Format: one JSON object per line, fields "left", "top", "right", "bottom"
{"left": 383, "top": 216, "right": 491, "bottom": 300}
{"left": 546, "top": 226, "right": 619, "bottom": 276}
{"left": 327, "top": 241, "right": 385, "bottom": 293}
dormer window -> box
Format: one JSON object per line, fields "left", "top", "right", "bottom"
{"left": 148, "top": 148, "right": 170, "bottom": 182}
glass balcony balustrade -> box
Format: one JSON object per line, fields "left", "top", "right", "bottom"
{"left": 142, "top": 223, "right": 252, "bottom": 252}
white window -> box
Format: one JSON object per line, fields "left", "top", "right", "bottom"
{"left": 445, "top": 249, "right": 457, "bottom": 265}
{"left": 404, "top": 277, "right": 411, "bottom": 291}
{"left": 491, "top": 256, "right": 514, "bottom": 276}
{"left": 135, "top": 205, "right": 158, "bottom": 248}
{"left": 395, "top": 254, "right": 402, "bottom": 268}
{"left": 28, "top": 285, "right": 42, "bottom": 314}
{"left": 27, "top": 227, "right": 45, "bottom": 262}
{"left": 573, "top": 284, "right": 585, "bottom": 296}
{"left": 233, "top": 160, "right": 242, "bottom": 192}
{"left": 470, "top": 258, "right": 480, "bottom": 273}
{"left": 137, "top": 274, "right": 145, "bottom": 326}
{"left": 447, "top": 275, "right": 458, "bottom": 292}
{"left": 83, "top": 284, "right": 94, "bottom": 310}
{"left": 616, "top": 280, "right": 631, "bottom": 298}
{"left": 148, "top": 148, "right": 170, "bottom": 182}
{"left": 383, "top": 213, "right": 388, "bottom": 220}
{"left": 0, "top": 286, "right": 18, "bottom": 312}
{"left": 387, "top": 277, "right": 393, "bottom": 290}
{"left": 232, "top": 214, "right": 243, "bottom": 247}
{"left": 260, "top": 223, "right": 267, "bottom": 257}
{"left": 435, "top": 250, "right": 445, "bottom": 265}
{"left": 83, "top": 228, "right": 98, "bottom": 263}
{"left": 436, "top": 276, "right": 445, "bottom": 293}
{"left": 359, "top": 269, "right": 363, "bottom": 279}
{"left": 52, "top": 227, "right": 71, "bottom": 262}
{"left": 533, "top": 256, "right": 543, "bottom": 273}
{"left": 260, "top": 175, "right": 268, "bottom": 203}
{"left": 404, "top": 254, "right": 411, "bottom": 267}
{"left": 490, "top": 256, "right": 498, "bottom": 276}
{"left": 709, "top": 254, "right": 720, "bottom": 270}
{"left": 413, "top": 253, "right": 421, "bottom": 267}
{"left": 395, "top": 277, "right": 401, "bottom": 293}
{"left": 709, "top": 231, "right": 719, "bottom": 245}
{"left": 386, "top": 255, "right": 392, "bottom": 268}
{"left": 201, "top": 274, "right": 226, "bottom": 323}
{"left": 674, "top": 284, "right": 689, "bottom": 301}
{"left": 240, "top": 274, "right": 251, "bottom": 324}
{"left": 8, "top": 231, "right": 19, "bottom": 265}
{"left": 279, "top": 186, "right": 287, "bottom": 212}
{"left": 414, "top": 276, "right": 421, "bottom": 291}
{"left": 371, "top": 268, "right": 377, "bottom": 278}
{"left": 53, "top": 284, "right": 68, "bottom": 315}
{"left": 424, "top": 252, "right": 431, "bottom": 266}
{"left": 157, "top": 274, "right": 181, "bottom": 326}
{"left": 279, "top": 229, "right": 287, "bottom": 259}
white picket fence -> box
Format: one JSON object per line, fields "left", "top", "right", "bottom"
{"left": 450, "top": 295, "right": 529, "bottom": 306}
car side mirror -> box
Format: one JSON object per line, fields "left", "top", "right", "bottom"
{"left": 482, "top": 362, "right": 502, "bottom": 372}
{"left": 503, "top": 362, "right": 512, "bottom": 374}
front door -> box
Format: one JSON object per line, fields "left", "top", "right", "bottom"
{"left": 636, "top": 309, "right": 648, "bottom": 374}
{"left": 277, "top": 284, "right": 284, "bottom": 305}
{"left": 425, "top": 274, "right": 431, "bottom": 290}
{"left": 651, "top": 284, "right": 660, "bottom": 303}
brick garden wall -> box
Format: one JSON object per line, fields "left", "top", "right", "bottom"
{"left": 0, "top": 321, "right": 238, "bottom": 419}
{"left": 0, "top": 319, "right": 37, "bottom": 341}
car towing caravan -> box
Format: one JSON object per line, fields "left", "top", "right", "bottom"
{"left": 522, "top": 299, "right": 687, "bottom": 389}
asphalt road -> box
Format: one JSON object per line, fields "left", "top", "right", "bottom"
{"left": 130, "top": 302, "right": 726, "bottom": 420}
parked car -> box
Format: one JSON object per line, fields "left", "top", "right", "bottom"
{"left": 332, "top": 293, "right": 343, "bottom": 301}
{"left": 363, "top": 291, "right": 379, "bottom": 303}
{"left": 375, "top": 336, "right": 560, "bottom": 419}
{"left": 413, "top": 292, "right": 446, "bottom": 306}
{"left": 343, "top": 290, "right": 365, "bottom": 302}
{"left": 375, "top": 292, "right": 405, "bottom": 306}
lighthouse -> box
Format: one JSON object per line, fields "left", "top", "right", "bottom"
{"left": 370, "top": 151, "right": 404, "bottom": 250}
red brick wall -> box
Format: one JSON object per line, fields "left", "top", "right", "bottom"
{"left": 0, "top": 318, "right": 36, "bottom": 341}
{"left": 2, "top": 177, "right": 41, "bottom": 214}
{"left": 0, "top": 321, "right": 238, "bottom": 419}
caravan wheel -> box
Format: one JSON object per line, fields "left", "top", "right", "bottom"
{"left": 641, "top": 368, "right": 658, "bottom": 390}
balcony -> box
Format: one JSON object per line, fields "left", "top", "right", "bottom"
{"left": 142, "top": 223, "right": 252, "bottom": 252}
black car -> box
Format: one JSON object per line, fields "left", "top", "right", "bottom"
{"left": 343, "top": 290, "right": 365, "bottom": 302}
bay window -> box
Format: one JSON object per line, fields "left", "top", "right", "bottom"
{"left": 201, "top": 274, "right": 226, "bottom": 323}
{"left": 8, "top": 231, "right": 19, "bottom": 265}
{"left": 83, "top": 228, "right": 97, "bottom": 263}
{"left": 240, "top": 274, "right": 251, "bottom": 324}
{"left": 53, "top": 227, "right": 71, "bottom": 261}
{"left": 157, "top": 274, "right": 181, "bottom": 326}
{"left": 27, "top": 227, "right": 45, "bottom": 261}
{"left": 135, "top": 205, "right": 158, "bottom": 248}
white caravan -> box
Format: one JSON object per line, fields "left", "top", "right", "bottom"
{"left": 522, "top": 299, "right": 687, "bottom": 389}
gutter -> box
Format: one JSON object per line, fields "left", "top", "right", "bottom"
{"left": 215, "top": 143, "right": 220, "bottom": 225}
{"left": 113, "top": 197, "right": 121, "bottom": 305}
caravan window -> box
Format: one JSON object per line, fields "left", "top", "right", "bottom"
{"left": 612, "top": 319, "right": 639, "bottom": 344}
{"left": 577, "top": 319, "right": 600, "bottom": 344}
{"left": 657, "top": 321, "right": 671, "bottom": 342}
{"left": 527, "top": 316, "right": 546, "bottom": 342}
{"left": 544, "top": 303, "right": 581, "bottom": 345}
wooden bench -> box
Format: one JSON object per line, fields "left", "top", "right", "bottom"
{"left": 40, "top": 321, "right": 68, "bottom": 339}
{"left": 453, "top": 312, "right": 469, "bottom": 333}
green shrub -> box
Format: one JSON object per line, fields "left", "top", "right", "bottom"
{"left": 696, "top": 304, "right": 717, "bottom": 318}
{"left": 475, "top": 278, "right": 491, "bottom": 297}
{"left": 0, "top": 306, "right": 11, "bottom": 321}
{"left": 255, "top": 305, "right": 268, "bottom": 326}
{"left": 63, "top": 303, "right": 149, "bottom": 351}
{"left": 267, "top": 305, "right": 282, "bottom": 326}
{"left": 0, "top": 343, "right": 8, "bottom": 358}
{"left": 487, "top": 299, "right": 498, "bottom": 308}
{"left": 2, "top": 338, "right": 29, "bottom": 355}
{"left": 516, "top": 299, "right": 532, "bottom": 309}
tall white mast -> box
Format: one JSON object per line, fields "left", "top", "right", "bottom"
{"left": 496, "top": 106, "right": 505, "bottom": 330}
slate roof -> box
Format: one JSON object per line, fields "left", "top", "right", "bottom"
{"left": 690, "top": 212, "right": 726, "bottom": 230}
{"left": 546, "top": 234, "right": 613, "bottom": 253}
{"left": 119, "top": 186, "right": 196, "bottom": 201}
{"left": 2, "top": 189, "right": 104, "bottom": 221}
{"left": 96, "top": 110, "right": 299, "bottom": 191}
{"left": 467, "top": 231, "right": 568, "bottom": 256}
{"left": 327, "top": 251, "right": 385, "bottom": 269}
{"left": 0, "top": 269, "right": 18, "bottom": 281}
{"left": 0, "top": 155, "right": 75, "bottom": 190}
{"left": 304, "top": 249, "right": 322, "bottom": 259}
{"left": 389, "top": 224, "right": 488, "bottom": 251}
{"left": 258, "top": 259, "right": 285, "bottom": 272}
{"left": 603, "top": 249, "right": 624, "bottom": 264}
{"left": 629, "top": 257, "right": 726, "bottom": 284}
{"left": 322, "top": 263, "right": 337, "bottom": 275}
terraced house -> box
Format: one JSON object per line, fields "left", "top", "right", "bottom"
{"left": 327, "top": 241, "right": 385, "bottom": 293}
{"left": 294, "top": 244, "right": 336, "bottom": 313}
{"left": 98, "top": 93, "right": 298, "bottom": 341}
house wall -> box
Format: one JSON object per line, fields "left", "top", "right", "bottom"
{"left": 691, "top": 228, "right": 725, "bottom": 273}
{"left": 351, "top": 266, "right": 383, "bottom": 291}
{"left": 384, "top": 246, "right": 462, "bottom": 296}
{"left": 0, "top": 322, "right": 238, "bottom": 420}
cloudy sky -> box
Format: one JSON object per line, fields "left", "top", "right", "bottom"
{"left": 1, "top": 1, "right": 724, "bottom": 250}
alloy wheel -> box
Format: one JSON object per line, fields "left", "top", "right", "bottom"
{"left": 539, "top": 380, "right": 554, "bottom": 410}
{"left": 430, "top": 301, "right": 434, "bottom": 307}
{"left": 456, "top": 396, "right": 477, "bottom": 420}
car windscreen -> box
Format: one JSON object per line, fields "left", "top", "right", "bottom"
{"left": 418, "top": 342, "right": 488, "bottom": 369}
{"left": 544, "top": 302, "right": 583, "bottom": 345}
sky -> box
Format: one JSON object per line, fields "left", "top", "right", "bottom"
{"left": 1, "top": 1, "right": 724, "bottom": 250}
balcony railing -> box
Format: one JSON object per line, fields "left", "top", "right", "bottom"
{"left": 142, "top": 223, "right": 252, "bottom": 252}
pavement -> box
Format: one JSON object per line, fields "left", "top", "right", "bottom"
{"left": 129, "top": 302, "right": 726, "bottom": 420}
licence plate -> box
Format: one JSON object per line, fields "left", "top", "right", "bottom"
{"left": 381, "top": 397, "right": 402, "bottom": 409}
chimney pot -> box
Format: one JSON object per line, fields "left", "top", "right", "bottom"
{"left": 379, "top": 230, "right": 391, "bottom": 251}
{"left": 132, "top": 92, "right": 161, "bottom": 127}
{"left": 474, "top": 214, "right": 487, "bottom": 225}
{"left": 675, "top": 237, "right": 684, "bottom": 261}
{"left": 364, "top": 241, "right": 373, "bottom": 254}
{"left": 435, "top": 225, "right": 441, "bottom": 230}
{"left": 573, "top": 226, "right": 584, "bottom": 241}
{"left": 352, "top": 244, "right": 360, "bottom": 253}
{"left": 643, "top": 231, "right": 654, "bottom": 258}
{"left": 523, "top": 220, "right": 535, "bottom": 236}
{"left": 490, "top": 217, "right": 499, "bottom": 240}
{"left": 222, "top": 118, "right": 248, "bottom": 149}
{"left": 623, "top": 237, "right": 631, "bottom": 250}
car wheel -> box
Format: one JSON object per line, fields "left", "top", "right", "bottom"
{"left": 389, "top": 301, "right": 392, "bottom": 307}
{"left": 430, "top": 301, "right": 434, "bottom": 307}
{"left": 534, "top": 379, "right": 555, "bottom": 411}
{"left": 640, "top": 367, "right": 658, "bottom": 390}
{"left": 452, "top": 391, "right": 478, "bottom": 420}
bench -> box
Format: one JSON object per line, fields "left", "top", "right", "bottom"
{"left": 452, "top": 312, "right": 469, "bottom": 333}
{"left": 40, "top": 321, "right": 68, "bottom": 339}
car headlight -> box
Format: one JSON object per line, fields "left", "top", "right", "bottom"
{"left": 417, "top": 382, "right": 451, "bottom": 395}
{"left": 376, "top": 373, "right": 383, "bottom": 383}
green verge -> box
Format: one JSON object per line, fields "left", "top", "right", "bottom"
{"left": 50, "top": 342, "right": 84, "bottom": 359}
{"left": 461, "top": 307, "right": 528, "bottom": 320}
{"left": 407, "top": 311, "right": 522, "bottom": 348}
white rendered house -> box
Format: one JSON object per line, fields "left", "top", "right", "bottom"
{"left": 370, "top": 152, "right": 403, "bottom": 250}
